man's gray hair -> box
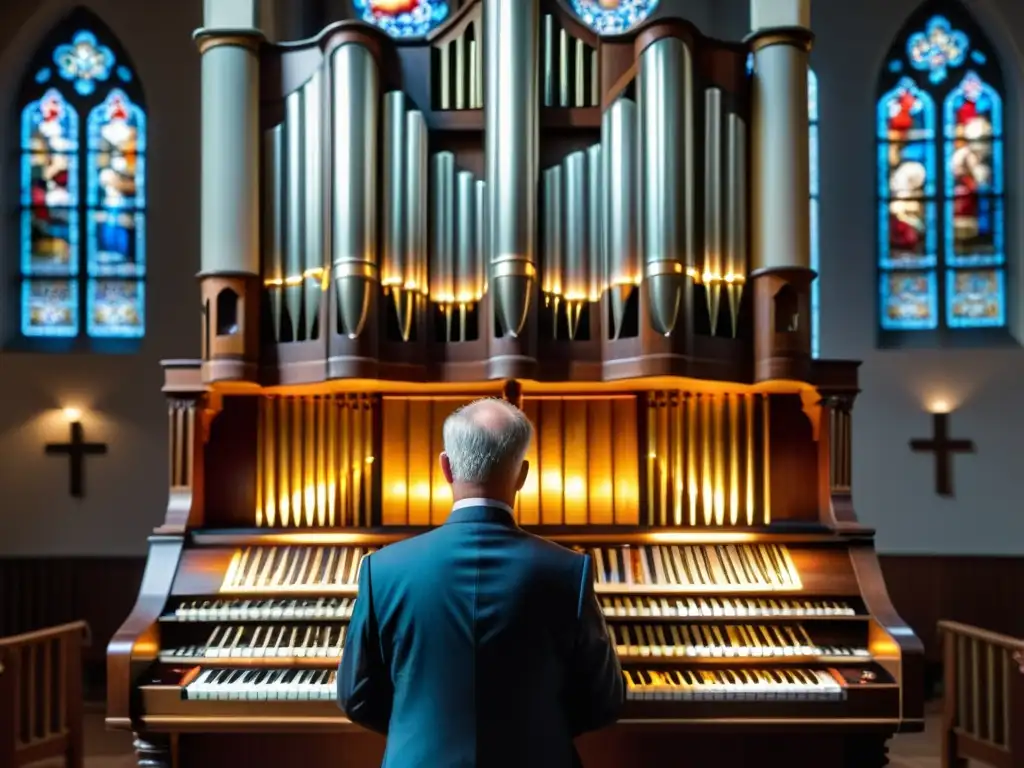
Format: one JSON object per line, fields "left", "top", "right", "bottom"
{"left": 442, "top": 398, "right": 534, "bottom": 484}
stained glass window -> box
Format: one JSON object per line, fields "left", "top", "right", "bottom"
{"left": 876, "top": 4, "right": 1005, "bottom": 338}
{"left": 352, "top": 0, "right": 450, "bottom": 38}
{"left": 809, "top": 68, "right": 820, "bottom": 358}
{"left": 16, "top": 11, "right": 146, "bottom": 345}
{"left": 570, "top": 0, "right": 660, "bottom": 35}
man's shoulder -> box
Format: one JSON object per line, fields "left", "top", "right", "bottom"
{"left": 517, "top": 528, "right": 587, "bottom": 560}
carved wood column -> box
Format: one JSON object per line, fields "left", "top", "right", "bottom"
{"left": 821, "top": 392, "right": 857, "bottom": 524}
{"left": 157, "top": 361, "right": 215, "bottom": 533}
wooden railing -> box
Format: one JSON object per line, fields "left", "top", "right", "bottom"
{"left": 0, "top": 621, "right": 89, "bottom": 768}
{"left": 940, "top": 620, "right": 1024, "bottom": 768}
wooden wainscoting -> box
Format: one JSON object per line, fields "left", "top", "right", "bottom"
{"left": 0, "top": 554, "right": 1021, "bottom": 698}
{"left": 880, "top": 556, "right": 1024, "bottom": 665}
{"left": 0, "top": 558, "right": 145, "bottom": 668}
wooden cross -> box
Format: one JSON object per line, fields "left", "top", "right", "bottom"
{"left": 45, "top": 420, "right": 108, "bottom": 498}
{"left": 909, "top": 412, "right": 974, "bottom": 497}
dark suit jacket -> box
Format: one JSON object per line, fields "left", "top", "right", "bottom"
{"left": 337, "top": 504, "right": 624, "bottom": 767}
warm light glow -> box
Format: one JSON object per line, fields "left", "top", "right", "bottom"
{"left": 370, "top": 0, "right": 420, "bottom": 13}
{"left": 928, "top": 399, "right": 952, "bottom": 414}
{"left": 62, "top": 407, "right": 82, "bottom": 422}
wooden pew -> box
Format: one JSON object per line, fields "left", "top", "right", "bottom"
{"left": 0, "top": 621, "right": 89, "bottom": 768}
{"left": 940, "top": 620, "right": 1024, "bottom": 768}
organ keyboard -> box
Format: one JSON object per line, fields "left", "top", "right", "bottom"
{"left": 119, "top": 536, "right": 916, "bottom": 735}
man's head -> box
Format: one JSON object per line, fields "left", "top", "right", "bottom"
{"left": 440, "top": 398, "right": 533, "bottom": 506}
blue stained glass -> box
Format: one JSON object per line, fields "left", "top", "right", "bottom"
{"left": 21, "top": 88, "right": 78, "bottom": 151}
{"left": 876, "top": 77, "right": 935, "bottom": 141}
{"left": 906, "top": 15, "right": 969, "bottom": 85}
{"left": 946, "top": 269, "right": 1004, "bottom": 327}
{"left": 21, "top": 209, "right": 80, "bottom": 276}
{"left": 88, "top": 211, "right": 146, "bottom": 277}
{"left": 878, "top": 201, "right": 938, "bottom": 270}
{"left": 53, "top": 30, "right": 115, "bottom": 96}
{"left": 20, "top": 151, "right": 79, "bottom": 208}
{"left": 86, "top": 279, "right": 145, "bottom": 338}
{"left": 943, "top": 71, "right": 1003, "bottom": 140}
{"left": 808, "top": 68, "right": 818, "bottom": 123}
{"left": 879, "top": 271, "right": 938, "bottom": 330}
{"left": 970, "top": 51, "right": 986, "bottom": 65}
{"left": 35, "top": 67, "right": 51, "bottom": 83}
{"left": 116, "top": 65, "right": 132, "bottom": 82}
{"left": 944, "top": 197, "right": 1003, "bottom": 268}
{"left": 570, "top": 0, "right": 659, "bottom": 35}
{"left": 21, "top": 280, "right": 79, "bottom": 337}
{"left": 352, "top": 0, "right": 449, "bottom": 39}
{"left": 888, "top": 60, "right": 903, "bottom": 73}
{"left": 87, "top": 88, "right": 147, "bottom": 152}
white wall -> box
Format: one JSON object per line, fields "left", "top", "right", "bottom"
{"left": 0, "top": 0, "right": 1020, "bottom": 555}
{"left": 0, "top": 0, "right": 201, "bottom": 555}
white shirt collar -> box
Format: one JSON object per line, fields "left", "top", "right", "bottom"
{"left": 451, "top": 497, "right": 514, "bottom": 515}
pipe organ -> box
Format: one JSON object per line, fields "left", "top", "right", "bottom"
{"left": 111, "top": 2, "right": 922, "bottom": 768}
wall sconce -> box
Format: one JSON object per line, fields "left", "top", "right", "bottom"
{"left": 45, "top": 407, "right": 107, "bottom": 498}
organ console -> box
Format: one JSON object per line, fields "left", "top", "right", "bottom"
{"left": 107, "top": 1, "right": 924, "bottom": 766}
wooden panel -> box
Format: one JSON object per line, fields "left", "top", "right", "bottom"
{"left": 880, "top": 556, "right": 1024, "bottom": 664}
{"left": 0, "top": 558, "right": 145, "bottom": 666}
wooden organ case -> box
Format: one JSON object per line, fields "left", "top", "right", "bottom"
{"left": 107, "top": 1, "right": 924, "bottom": 766}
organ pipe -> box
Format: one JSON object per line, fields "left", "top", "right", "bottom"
{"left": 602, "top": 97, "right": 639, "bottom": 339}
{"left": 563, "top": 150, "right": 589, "bottom": 339}
{"left": 725, "top": 112, "right": 748, "bottom": 337}
{"left": 485, "top": 0, "right": 539, "bottom": 338}
{"left": 382, "top": 92, "right": 429, "bottom": 341}
{"left": 431, "top": 154, "right": 486, "bottom": 342}
{"left": 644, "top": 392, "right": 771, "bottom": 528}
{"left": 406, "top": 111, "right": 429, "bottom": 311}
{"left": 331, "top": 44, "right": 379, "bottom": 339}
{"left": 262, "top": 126, "right": 284, "bottom": 341}
{"left": 638, "top": 37, "right": 694, "bottom": 337}
{"left": 430, "top": 151, "right": 456, "bottom": 337}
{"left": 702, "top": 89, "right": 749, "bottom": 338}
{"left": 263, "top": 73, "right": 325, "bottom": 342}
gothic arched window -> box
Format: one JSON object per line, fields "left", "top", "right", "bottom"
{"left": 15, "top": 9, "right": 146, "bottom": 347}
{"left": 876, "top": 3, "right": 1005, "bottom": 344}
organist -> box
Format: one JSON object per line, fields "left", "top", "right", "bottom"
{"left": 337, "top": 398, "right": 624, "bottom": 766}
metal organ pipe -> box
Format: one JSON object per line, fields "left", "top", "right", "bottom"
{"left": 724, "top": 112, "right": 748, "bottom": 337}
{"left": 430, "top": 152, "right": 456, "bottom": 336}
{"left": 331, "top": 44, "right": 379, "bottom": 339}
{"left": 406, "top": 111, "right": 429, "bottom": 310}
{"left": 302, "top": 73, "right": 323, "bottom": 341}
{"left": 263, "top": 73, "right": 324, "bottom": 343}
{"left": 586, "top": 144, "right": 604, "bottom": 306}
{"left": 563, "top": 151, "right": 589, "bottom": 339}
{"left": 382, "top": 91, "right": 409, "bottom": 338}
{"left": 703, "top": 89, "right": 749, "bottom": 338}
{"left": 703, "top": 88, "right": 724, "bottom": 336}
{"left": 262, "top": 126, "right": 284, "bottom": 341}
{"left": 455, "top": 171, "right": 478, "bottom": 316}
{"left": 602, "top": 97, "right": 639, "bottom": 340}
{"left": 541, "top": 166, "right": 563, "bottom": 321}
{"left": 485, "top": 0, "right": 539, "bottom": 338}
{"left": 638, "top": 38, "right": 694, "bottom": 337}
{"left": 382, "top": 93, "right": 428, "bottom": 342}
